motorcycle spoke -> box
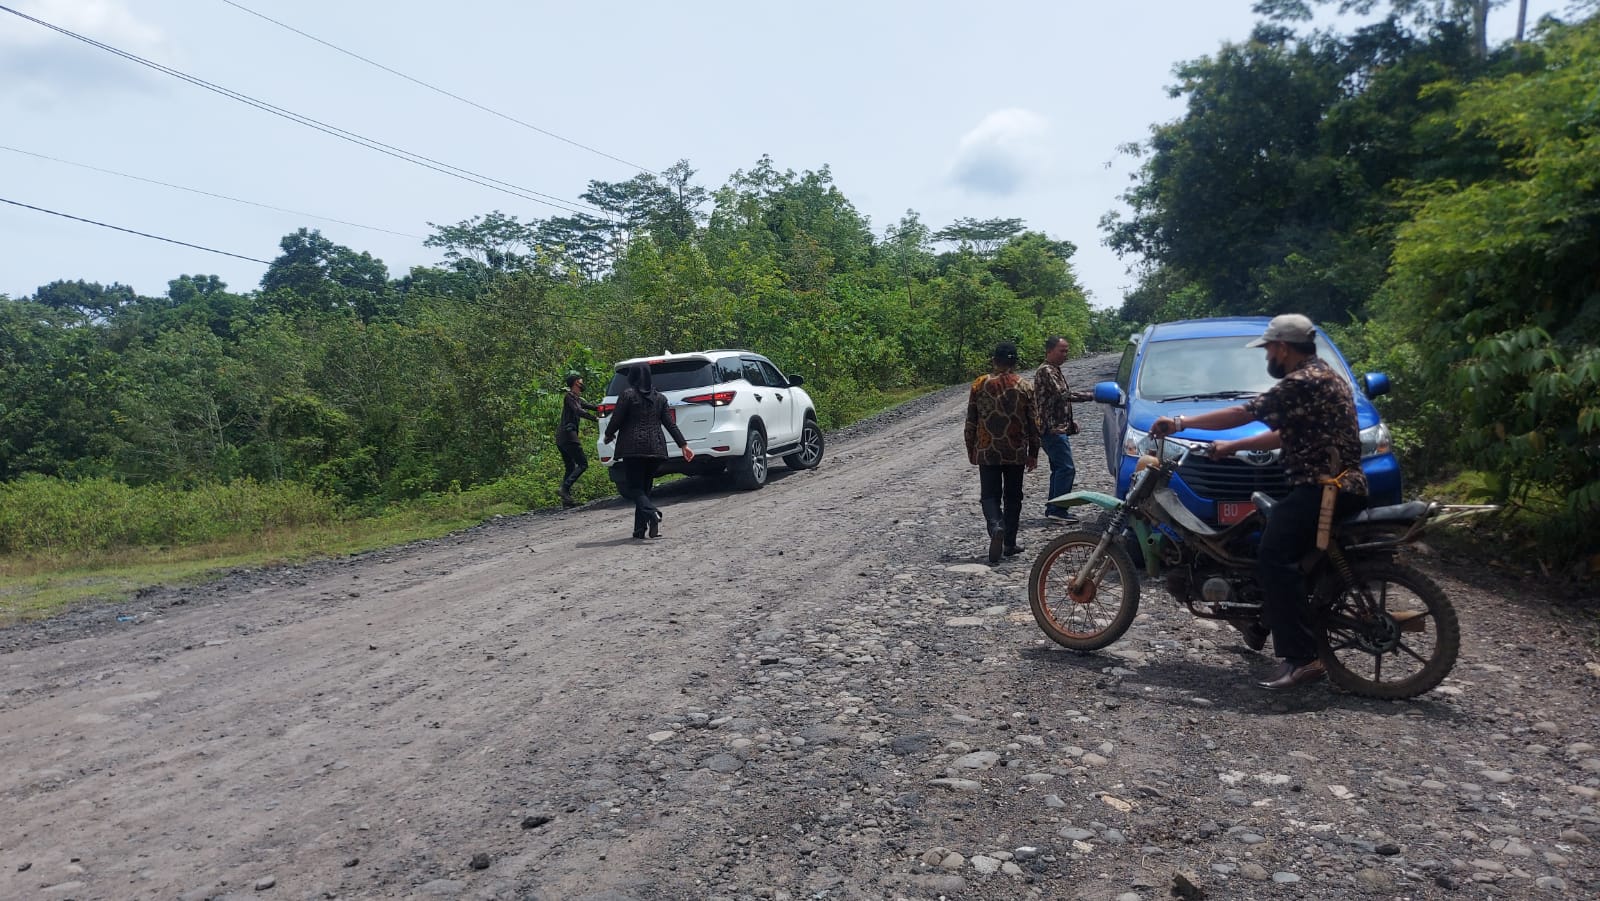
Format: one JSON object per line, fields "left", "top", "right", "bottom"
{"left": 1395, "top": 640, "right": 1429, "bottom": 665}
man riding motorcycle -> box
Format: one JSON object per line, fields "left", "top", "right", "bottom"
{"left": 1150, "top": 314, "right": 1368, "bottom": 690}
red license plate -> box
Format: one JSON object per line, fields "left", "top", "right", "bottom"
{"left": 1217, "top": 500, "right": 1256, "bottom": 525}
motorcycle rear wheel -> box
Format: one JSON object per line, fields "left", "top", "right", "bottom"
{"left": 1315, "top": 560, "right": 1459, "bottom": 700}
{"left": 1028, "top": 529, "right": 1140, "bottom": 651}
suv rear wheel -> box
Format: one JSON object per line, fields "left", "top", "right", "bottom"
{"left": 731, "top": 426, "right": 768, "bottom": 490}
{"left": 783, "top": 415, "right": 824, "bottom": 471}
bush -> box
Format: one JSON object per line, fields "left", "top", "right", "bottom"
{"left": 0, "top": 475, "right": 339, "bottom": 556}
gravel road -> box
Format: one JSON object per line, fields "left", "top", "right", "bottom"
{"left": 3, "top": 353, "right": 1597, "bottom": 901}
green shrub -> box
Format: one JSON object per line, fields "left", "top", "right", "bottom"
{"left": 0, "top": 475, "right": 339, "bottom": 556}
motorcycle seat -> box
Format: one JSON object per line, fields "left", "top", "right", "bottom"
{"left": 1339, "top": 500, "right": 1430, "bottom": 525}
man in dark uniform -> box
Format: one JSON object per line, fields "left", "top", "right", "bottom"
{"left": 1150, "top": 314, "right": 1368, "bottom": 690}
{"left": 556, "top": 372, "right": 599, "bottom": 508}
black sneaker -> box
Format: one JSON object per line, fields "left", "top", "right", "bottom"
{"left": 1044, "top": 508, "right": 1079, "bottom": 524}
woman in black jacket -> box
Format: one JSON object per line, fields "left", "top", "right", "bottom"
{"left": 603, "top": 364, "right": 695, "bottom": 538}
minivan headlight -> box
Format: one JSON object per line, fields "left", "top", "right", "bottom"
{"left": 1360, "top": 422, "right": 1391, "bottom": 458}
{"left": 1125, "top": 426, "right": 1200, "bottom": 461}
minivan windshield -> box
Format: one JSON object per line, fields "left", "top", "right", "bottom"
{"left": 605, "top": 359, "right": 716, "bottom": 395}
{"left": 1137, "top": 335, "right": 1347, "bottom": 402}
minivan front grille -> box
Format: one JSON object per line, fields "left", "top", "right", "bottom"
{"left": 1175, "top": 458, "right": 1291, "bottom": 500}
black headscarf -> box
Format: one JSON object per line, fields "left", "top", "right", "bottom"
{"left": 625, "top": 363, "right": 654, "bottom": 395}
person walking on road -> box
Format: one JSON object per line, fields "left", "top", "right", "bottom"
{"left": 964, "top": 342, "right": 1040, "bottom": 565}
{"left": 604, "top": 363, "right": 695, "bottom": 539}
{"left": 556, "top": 372, "right": 600, "bottom": 508}
{"left": 1034, "top": 336, "right": 1093, "bottom": 522}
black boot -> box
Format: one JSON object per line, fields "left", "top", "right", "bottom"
{"left": 1003, "top": 502, "right": 1024, "bottom": 556}
{"left": 981, "top": 497, "right": 1004, "bottom": 565}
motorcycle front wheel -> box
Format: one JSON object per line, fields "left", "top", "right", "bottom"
{"left": 1315, "top": 560, "right": 1460, "bottom": 700}
{"left": 1028, "top": 529, "right": 1140, "bottom": 651}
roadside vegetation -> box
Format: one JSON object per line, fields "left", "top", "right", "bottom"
{"left": 1100, "top": 1, "right": 1600, "bottom": 580}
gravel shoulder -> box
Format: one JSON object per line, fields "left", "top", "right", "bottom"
{"left": 2, "top": 354, "right": 1597, "bottom": 901}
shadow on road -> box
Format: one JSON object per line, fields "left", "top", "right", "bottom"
{"left": 1018, "top": 645, "right": 1471, "bottom": 722}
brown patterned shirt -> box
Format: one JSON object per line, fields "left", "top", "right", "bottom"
{"left": 1242, "top": 356, "right": 1368, "bottom": 494}
{"left": 1032, "top": 362, "right": 1089, "bottom": 435}
{"left": 964, "top": 372, "right": 1041, "bottom": 466}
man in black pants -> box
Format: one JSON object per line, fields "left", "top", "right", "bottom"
{"left": 964, "top": 342, "right": 1040, "bottom": 565}
{"left": 556, "top": 372, "right": 599, "bottom": 508}
{"left": 1151, "top": 314, "right": 1368, "bottom": 690}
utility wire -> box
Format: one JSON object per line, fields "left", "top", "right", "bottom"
{"left": 0, "top": 4, "right": 608, "bottom": 219}
{"left": 0, "top": 196, "right": 271, "bottom": 264}
{"left": 217, "top": 0, "right": 655, "bottom": 176}
{"left": 1, "top": 144, "right": 423, "bottom": 239}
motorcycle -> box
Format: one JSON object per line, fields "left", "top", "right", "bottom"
{"left": 1028, "top": 437, "right": 1495, "bottom": 699}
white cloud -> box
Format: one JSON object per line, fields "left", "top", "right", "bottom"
{"left": 0, "top": 0, "right": 173, "bottom": 102}
{"left": 949, "top": 108, "right": 1052, "bottom": 197}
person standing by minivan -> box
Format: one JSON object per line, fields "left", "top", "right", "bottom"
{"left": 604, "top": 363, "right": 695, "bottom": 539}
{"left": 964, "top": 342, "right": 1040, "bottom": 565}
{"left": 556, "top": 372, "right": 599, "bottom": 508}
{"left": 1034, "top": 336, "right": 1093, "bottom": 521}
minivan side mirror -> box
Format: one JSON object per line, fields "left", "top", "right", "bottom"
{"left": 1092, "top": 381, "right": 1126, "bottom": 406}
{"left": 1361, "top": 372, "right": 1390, "bottom": 398}
{"left": 786, "top": 374, "right": 804, "bottom": 387}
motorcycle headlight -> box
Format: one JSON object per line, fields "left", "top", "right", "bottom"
{"left": 1361, "top": 422, "right": 1392, "bottom": 458}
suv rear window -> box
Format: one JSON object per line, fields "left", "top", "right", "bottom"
{"left": 1137, "top": 335, "right": 1345, "bottom": 401}
{"left": 606, "top": 359, "right": 717, "bottom": 395}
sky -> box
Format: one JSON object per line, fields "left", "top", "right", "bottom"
{"left": 0, "top": 0, "right": 1576, "bottom": 310}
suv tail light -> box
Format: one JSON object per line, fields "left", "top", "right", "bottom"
{"left": 597, "top": 403, "right": 617, "bottom": 416}
{"left": 683, "top": 391, "right": 736, "bottom": 407}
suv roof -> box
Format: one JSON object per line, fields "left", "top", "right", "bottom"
{"left": 611, "top": 349, "right": 758, "bottom": 368}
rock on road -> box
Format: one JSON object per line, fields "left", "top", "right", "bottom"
{"left": 2, "top": 353, "right": 1598, "bottom": 900}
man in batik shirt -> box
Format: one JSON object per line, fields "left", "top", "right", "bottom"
{"left": 1034, "top": 335, "right": 1093, "bottom": 521}
{"left": 1151, "top": 315, "right": 1368, "bottom": 691}
{"left": 964, "top": 342, "right": 1040, "bottom": 565}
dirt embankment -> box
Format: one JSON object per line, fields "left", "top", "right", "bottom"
{"left": 3, "top": 354, "right": 1597, "bottom": 900}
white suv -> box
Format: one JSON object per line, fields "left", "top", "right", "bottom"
{"left": 596, "top": 350, "right": 824, "bottom": 489}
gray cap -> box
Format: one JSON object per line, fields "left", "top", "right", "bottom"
{"left": 1246, "top": 313, "right": 1316, "bottom": 347}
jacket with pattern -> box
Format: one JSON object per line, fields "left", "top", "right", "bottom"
{"left": 964, "top": 372, "right": 1040, "bottom": 466}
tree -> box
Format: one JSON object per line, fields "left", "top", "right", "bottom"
{"left": 30, "top": 279, "right": 137, "bottom": 319}
{"left": 424, "top": 211, "right": 539, "bottom": 273}
{"left": 260, "top": 228, "right": 394, "bottom": 321}
{"left": 1381, "top": 14, "right": 1600, "bottom": 551}
{"left": 1254, "top": 0, "right": 1499, "bottom": 57}
{"left": 932, "top": 217, "right": 1026, "bottom": 257}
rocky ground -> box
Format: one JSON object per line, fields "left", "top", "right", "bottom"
{"left": 2, "top": 353, "right": 1597, "bottom": 900}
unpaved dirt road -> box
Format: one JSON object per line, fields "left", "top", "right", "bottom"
{"left": 4, "top": 355, "right": 1598, "bottom": 901}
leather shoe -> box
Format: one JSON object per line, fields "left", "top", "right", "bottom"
{"left": 647, "top": 510, "right": 662, "bottom": 538}
{"left": 1259, "top": 659, "right": 1326, "bottom": 690}
{"left": 1003, "top": 543, "right": 1025, "bottom": 557}
{"left": 987, "top": 528, "right": 1004, "bottom": 565}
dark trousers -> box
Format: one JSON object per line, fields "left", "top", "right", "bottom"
{"left": 1258, "top": 484, "right": 1368, "bottom": 663}
{"left": 618, "top": 458, "right": 661, "bottom": 536}
{"left": 557, "top": 441, "right": 588, "bottom": 493}
{"left": 1042, "top": 432, "right": 1076, "bottom": 514}
{"left": 978, "top": 464, "right": 1025, "bottom": 544}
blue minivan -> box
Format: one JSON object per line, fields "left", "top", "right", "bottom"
{"left": 1093, "top": 317, "right": 1401, "bottom": 524}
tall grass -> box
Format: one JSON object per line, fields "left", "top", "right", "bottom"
{"left": 0, "top": 476, "right": 339, "bottom": 556}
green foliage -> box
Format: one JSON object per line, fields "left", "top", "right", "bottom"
{"left": 1379, "top": 14, "right": 1600, "bottom": 561}
{"left": 1, "top": 154, "right": 1092, "bottom": 562}
{"left": 0, "top": 475, "right": 337, "bottom": 556}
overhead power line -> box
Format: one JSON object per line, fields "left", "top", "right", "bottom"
{"left": 0, "top": 196, "right": 271, "bottom": 264}
{"left": 0, "top": 4, "right": 608, "bottom": 219}
{"left": 1, "top": 144, "right": 423, "bottom": 239}
{"left": 217, "top": 0, "right": 656, "bottom": 176}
